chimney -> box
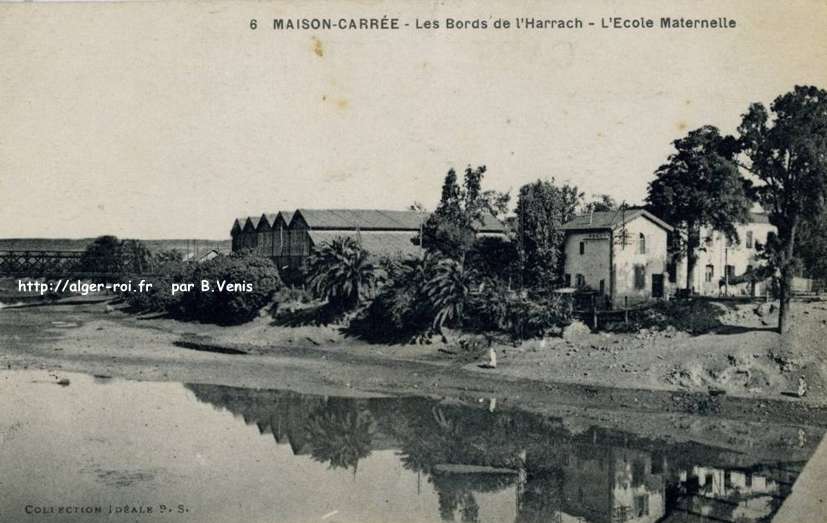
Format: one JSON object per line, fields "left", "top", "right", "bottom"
{"left": 589, "top": 209, "right": 594, "bottom": 225}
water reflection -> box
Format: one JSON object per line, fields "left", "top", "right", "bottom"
{"left": 187, "top": 384, "right": 816, "bottom": 523}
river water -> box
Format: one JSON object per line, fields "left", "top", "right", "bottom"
{"left": 0, "top": 370, "right": 821, "bottom": 523}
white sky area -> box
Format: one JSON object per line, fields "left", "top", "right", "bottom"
{"left": 1, "top": 0, "right": 826, "bottom": 239}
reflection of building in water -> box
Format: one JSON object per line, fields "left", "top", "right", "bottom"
{"left": 663, "top": 464, "right": 793, "bottom": 522}
{"left": 554, "top": 444, "right": 666, "bottom": 523}
{"left": 187, "top": 384, "right": 326, "bottom": 455}
{"left": 186, "top": 383, "right": 809, "bottom": 523}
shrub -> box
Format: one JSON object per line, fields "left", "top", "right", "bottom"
{"left": 175, "top": 254, "right": 282, "bottom": 325}
{"left": 426, "top": 258, "right": 473, "bottom": 331}
{"left": 503, "top": 294, "right": 570, "bottom": 339}
{"left": 604, "top": 299, "right": 726, "bottom": 335}
{"left": 464, "top": 278, "right": 512, "bottom": 332}
{"left": 122, "top": 253, "right": 281, "bottom": 325}
{"left": 465, "top": 280, "right": 571, "bottom": 340}
{"left": 120, "top": 258, "right": 192, "bottom": 313}
{"left": 306, "top": 237, "right": 377, "bottom": 311}
{"left": 349, "top": 257, "right": 435, "bottom": 341}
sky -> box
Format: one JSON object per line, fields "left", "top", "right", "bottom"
{"left": 1, "top": 0, "right": 826, "bottom": 239}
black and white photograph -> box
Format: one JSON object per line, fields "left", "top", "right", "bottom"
{"left": 1, "top": 1, "right": 827, "bottom": 521}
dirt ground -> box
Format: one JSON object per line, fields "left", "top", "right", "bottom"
{"left": 2, "top": 292, "right": 827, "bottom": 436}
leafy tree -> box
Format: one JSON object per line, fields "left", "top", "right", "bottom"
{"left": 646, "top": 125, "right": 752, "bottom": 292}
{"left": 306, "top": 237, "right": 377, "bottom": 310}
{"left": 78, "top": 235, "right": 125, "bottom": 277}
{"left": 738, "top": 86, "right": 827, "bottom": 333}
{"left": 121, "top": 239, "right": 152, "bottom": 274}
{"left": 582, "top": 193, "right": 618, "bottom": 213}
{"left": 796, "top": 208, "right": 827, "bottom": 281}
{"left": 465, "top": 236, "right": 519, "bottom": 283}
{"left": 515, "top": 179, "right": 583, "bottom": 290}
{"left": 421, "top": 166, "right": 509, "bottom": 260}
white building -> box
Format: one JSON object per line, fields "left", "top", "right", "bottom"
{"left": 561, "top": 209, "right": 673, "bottom": 308}
{"left": 677, "top": 211, "right": 776, "bottom": 297}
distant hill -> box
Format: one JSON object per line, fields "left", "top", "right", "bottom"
{"left": 0, "top": 238, "right": 231, "bottom": 254}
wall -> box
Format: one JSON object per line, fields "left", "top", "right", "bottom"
{"left": 257, "top": 223, "right": 273, "bottom": 256}
{"left": 612, "top": 217, "right": 669, "bottom": 307}
{"left": 563, "top": 231, "right": 611, "bottom": 295}
{"left": 674, "top": 221, "right": 777, "bottom": 297}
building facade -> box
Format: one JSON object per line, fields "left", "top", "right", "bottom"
{"left": 562, "top": 210, "right": 673, "bottom": 308}
{"left": 254, "top": 211, "right": 292, "bottom": 259}
{"left": 232, "top": 208, "right": 507, "bottom": 271}
{"left": 675, "top": 212, "right": 777, "bottom": 297}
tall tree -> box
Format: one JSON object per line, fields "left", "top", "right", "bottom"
{"left": 78, "top": 235, "right": 124, "bottom": 277}
{"left": 646, "top": 125, "right": 752, "bottom": 292}
{"left": 738, "top": 85, "right": 827, "bottom": 333}
{"left": 515, "top": 179, "right": 583, "bottom": 290}
{"left": 582, "top": 193, "right": 618, "bottom": 213}
{"left": 421, "top": 166, "right": 509, "bottom": 260}
{"left": 796, "top": 207, "right": 827, "bottom": 281}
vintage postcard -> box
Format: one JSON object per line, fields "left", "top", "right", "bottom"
{"left": 1, "top": 0, "right": 827, "bottom": 522}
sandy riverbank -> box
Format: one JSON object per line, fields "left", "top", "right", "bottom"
{"left": 2, "top": 295, "right": 827, "bottom": 432}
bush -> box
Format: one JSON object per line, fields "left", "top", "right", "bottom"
{"left": 306, "top": 237, "right": 377, "bottom": 311}
{"left": 502, "top": 294, "right": 571, "bottom": 339}
{"left": 604, "top": 299, "right": 726, "bottom": 335}
{"left": 121, "top": 259, "right": 193, "bottom": 313}
{"left": 426, "top": 258, "right": 473, "bottom": 331}
{"left": 349, "top": 257, "right": 435, "bottom": 341}
{"left": 176, "top": 254, "right": 282, "bottom": 325}
{"left": 122, "top": 253, "right": 281, "bottom": 325}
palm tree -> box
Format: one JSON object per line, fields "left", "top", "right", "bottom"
{"left": 306, "top": 237, "right": 377, "bottom": 310}
{"left": 426, "top": 258, "right": 473, "bottom": 333}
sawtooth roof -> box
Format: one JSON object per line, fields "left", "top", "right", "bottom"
{"left": 258, "top": 211, "right": 294, "bottom": 230}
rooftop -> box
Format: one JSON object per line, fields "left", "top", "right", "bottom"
{"left": 561, "top": 209, "right": 673, "bottom": 232}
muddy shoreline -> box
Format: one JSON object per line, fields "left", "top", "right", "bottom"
{"left": 2, "top": 297, "right": 827, "bottom": 436}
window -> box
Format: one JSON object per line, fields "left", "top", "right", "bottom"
{"left": 579, "top": 241, "right": 585, "bottom": 255}
{"left": 634, "top": 265, "right": 646, "bottom": 289}
{"left": 599, "top": 279, "right": 605, "bottom": 295}
{"left": 632, "top": 460, "right": 646, "bottom": 487}
{"left": 705, "top": 264, "right": 714, "bottom": 283}
{"left": 638, "top": 233, "right": 646, "bottom": 254}
{"left": 634, "top": 495, "right": 649, "bottom": 517}
{"left": 564, "top": 274, "right": 571, "bottom": 287}
{"left": 725, "top": 265, "right": 736, "bottom": 279}
{"left": 667, "top": 261, "right": 677, "bottom": 283}
{"left": 746, "top": 230, "right": 754, "bottom": 249}
{"left": 575, "top": 274, "right": 586, "bottom": 288}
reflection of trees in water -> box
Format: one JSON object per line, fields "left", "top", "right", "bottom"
{"left": 305, "top": 399, "right": 376, "bottom": 473}
{"left": 383, "top": 405, "right": 528, "bottom": 522}
{"left": 432, "top": 472, "right": 517, "bottom": 522}
{"left": 389, "top": 405, "right": 533, "bottom": 474}
{"left": 185, "top": 383, "right": 814, "bottom": 523}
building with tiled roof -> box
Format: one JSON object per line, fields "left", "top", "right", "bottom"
{"left": 562, "top": 209, "right": 673, "bottom": 308}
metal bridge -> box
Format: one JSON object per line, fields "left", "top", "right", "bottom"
{"left": 0, "top": 250, "right": 84, "bottom": 277}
